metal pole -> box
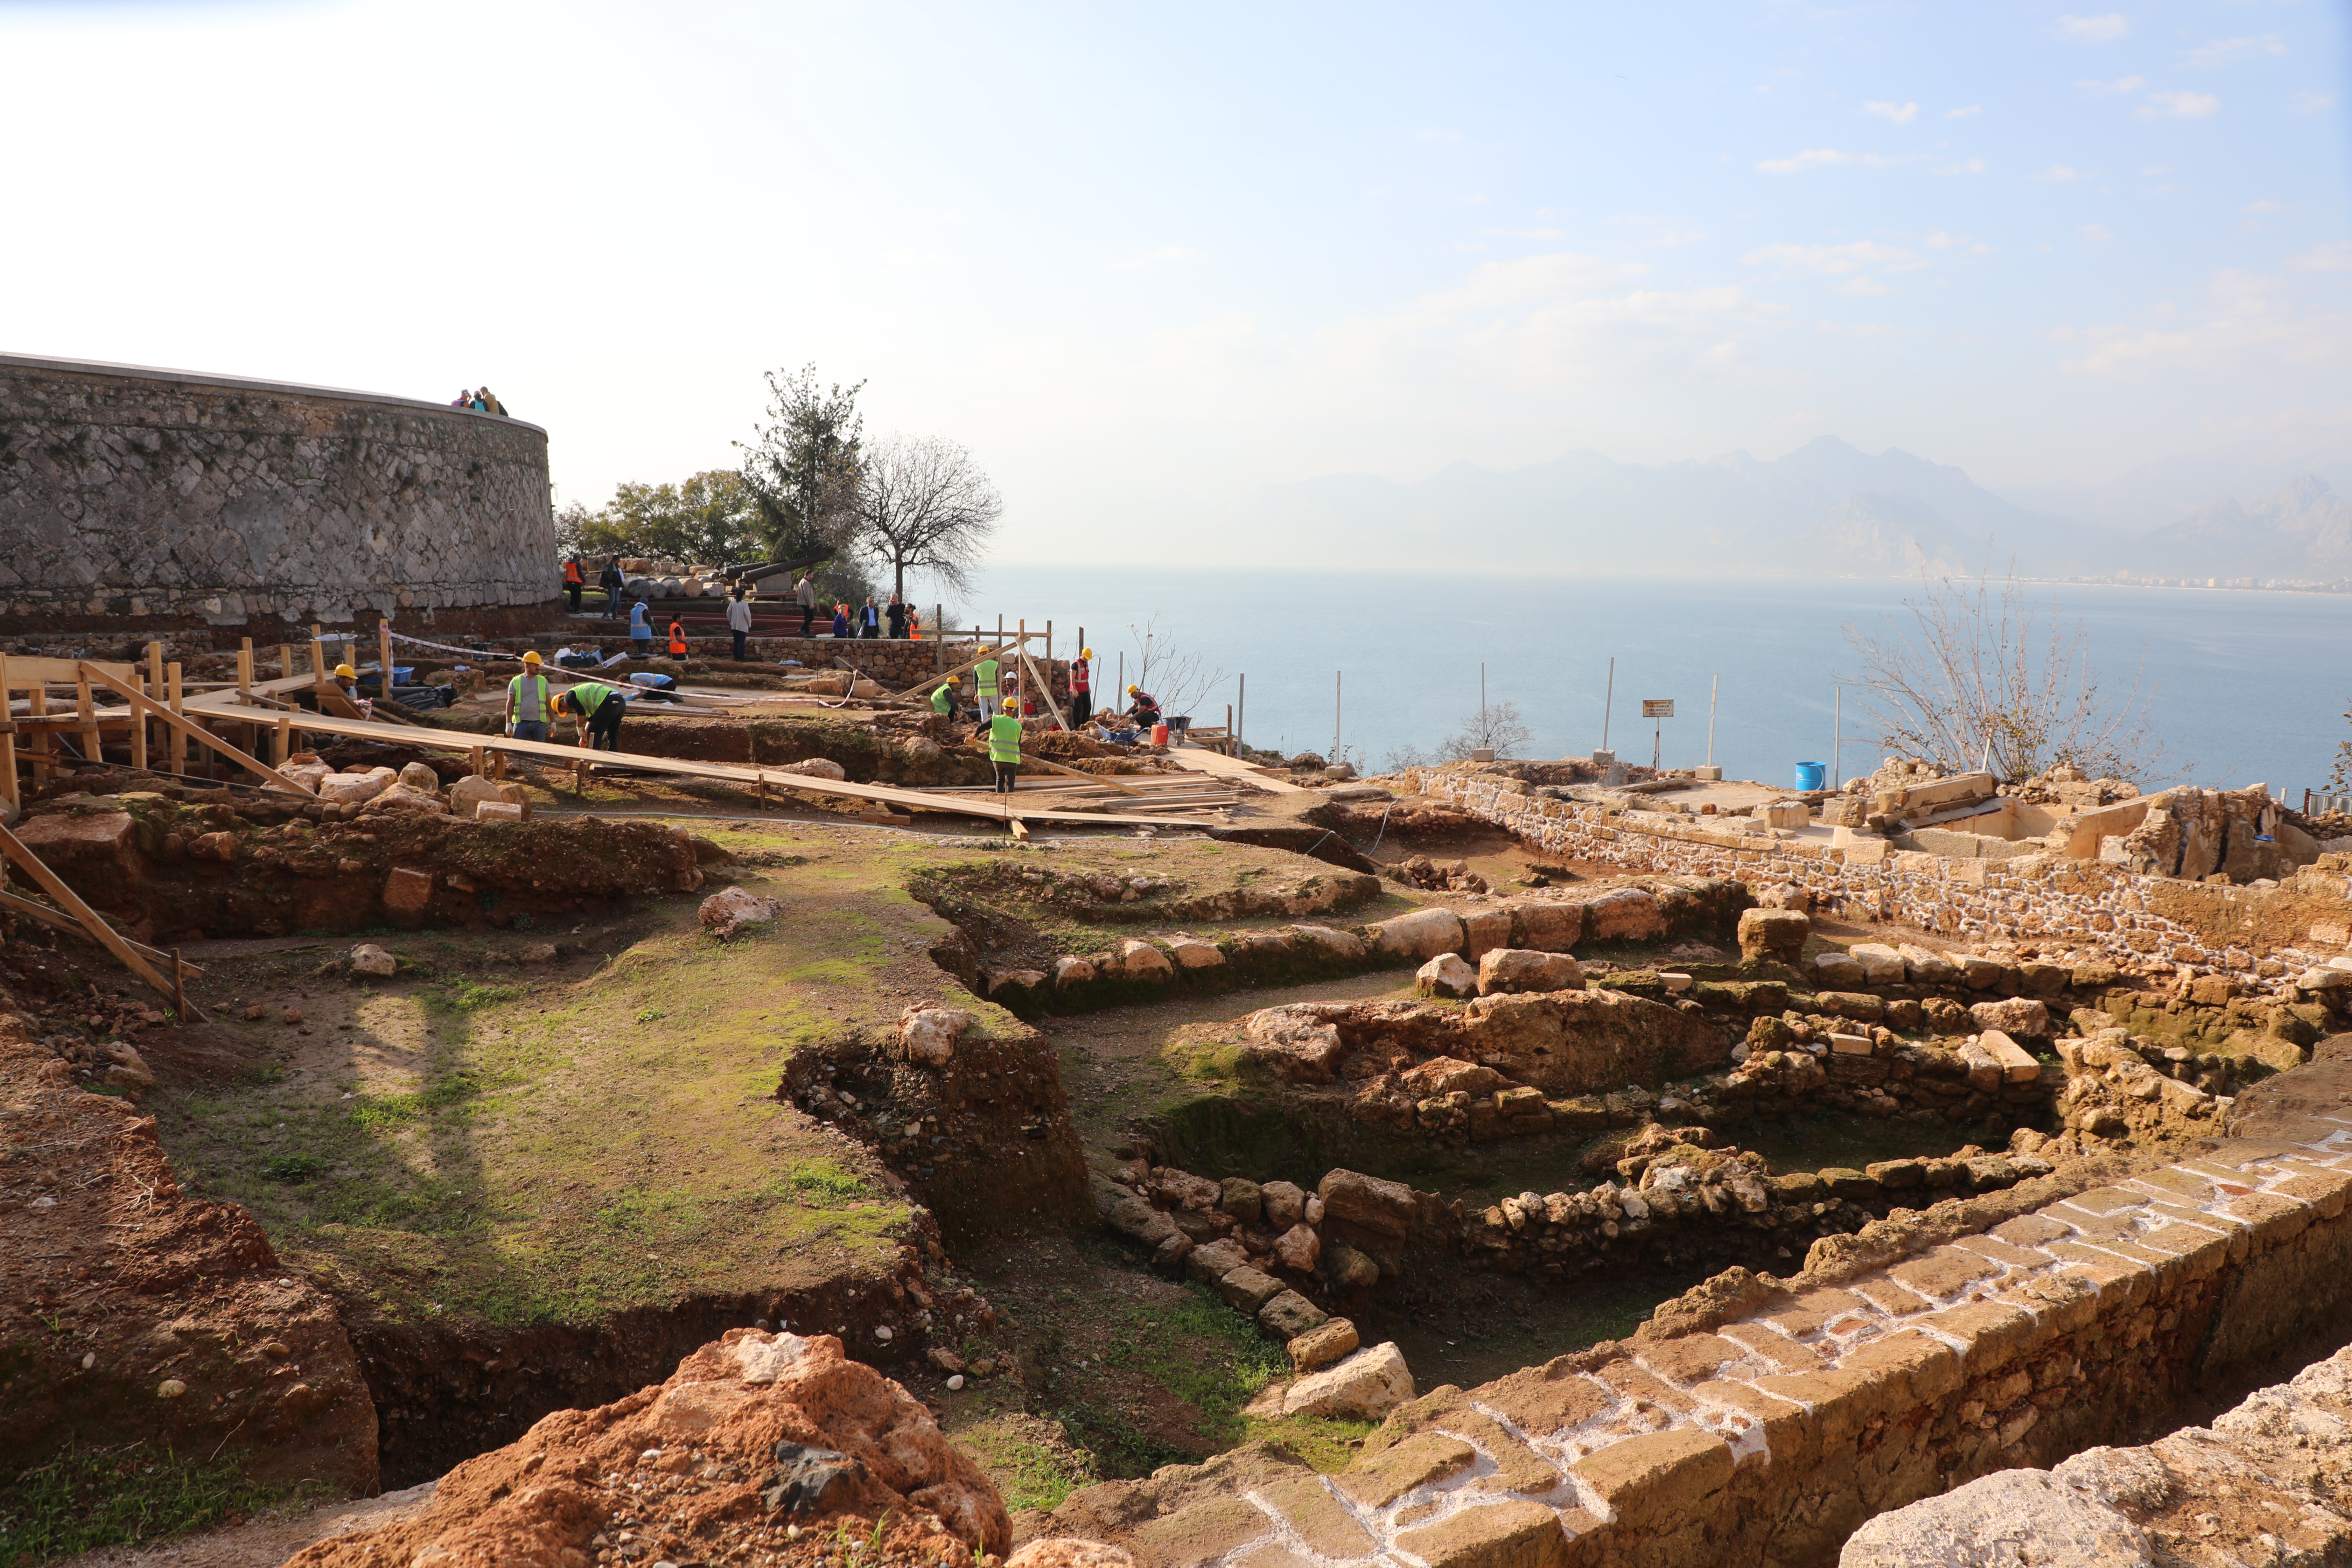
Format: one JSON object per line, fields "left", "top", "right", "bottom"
{"left": 1480, "top": 662, "right": 1486, "bottom": 743}
{"left": 1833, "top": 686, "right": 1841, "bottom": 789}
{"left": 1334, "top": 671, "right": 1342, "bottom": 760}
{"left": 1708, "top": 674, "right": 1718, "bottom": 768}
{"left": 1237, "top": 672, "right": 1245, "bottom": 752}
{"left": 1601, "top": 657, "right": 1615, "bottom": 752}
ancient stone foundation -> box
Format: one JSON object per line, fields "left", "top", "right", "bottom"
{"left": 0, "top": 352, "right": 556, "bottom": 632}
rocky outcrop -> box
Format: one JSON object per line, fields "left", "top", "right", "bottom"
{"left": 290, "top": 1329, "right": 1008, "bottom": 1568}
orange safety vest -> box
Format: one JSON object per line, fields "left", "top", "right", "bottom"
{"left": 668, "top": 621, "right": 688, "bottom": 657}
{"left": 564, "top": 559, "right": 583, "bottom": 585}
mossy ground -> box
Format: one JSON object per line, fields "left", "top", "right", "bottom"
{"left": 0, "top": 1440, "right": 307, "bottom": 1564}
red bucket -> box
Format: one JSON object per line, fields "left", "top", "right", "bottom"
{"left": 1151, "top": 722, "right": 1171, "bottom": 746}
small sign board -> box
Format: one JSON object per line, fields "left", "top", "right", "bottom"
{"left": 1642, "top": 699, "right": 1674, "bottom": 718}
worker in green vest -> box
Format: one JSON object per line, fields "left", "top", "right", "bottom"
{"left": 984, "top": 706, "right": 1023, "bottom": 796}
{"left": 974, "top": 650, "right": 1002, "bottom": 721}
{"left": 930, "top": 680, "right": 958, "bottom": 720}
{"left": 555, "top": 680, "right": 628, "bottom": 751}
{"left": 504, "top": 651, "right": 553, "bottom": 742}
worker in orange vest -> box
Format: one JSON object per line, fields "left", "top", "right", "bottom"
{"left": 667, "top": 616, "right": 688, "bottom": 659}
{"left": 562, "top": 554, "right": 584, "bottom": 613}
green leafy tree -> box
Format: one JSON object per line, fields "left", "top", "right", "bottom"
{"left": 737, "top": 364, "right": 866, "bottom": 564}
{"left": 564, "top": 471, "right": 763, "bottom": 565}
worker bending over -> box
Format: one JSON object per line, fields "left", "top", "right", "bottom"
{"left": 330, "top": 663, "right": 374, "bottom": 720}
{"left": 1125, "top": 685, "right": 1161, "bottom": 729}
{"left": 506, "top": 650, "right": 553, "bottom": 741}
{"left": 555, "top": 681, "right": 627, "bottom": 751}
{"left": 931, "top": 680, "right": 960, "bottom": 721}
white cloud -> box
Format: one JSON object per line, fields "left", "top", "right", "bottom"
{"left": 2056, "top": 14, "right": 2130, "bottom": 42}
{"left": 2182, "top": 36, "right": 2284, "bottom": 68}
{"left": 2292, "top": 93, "right": 2337, "bottom": 114}
{"left": 1482, "top": 227, "right": 1567, "bottom": 240}
{"left": 2077, "top": 75, "right": 2147, "bottom": 94}
{"left": 1756, "top": 148, "right": 1892, "bottom": 173}
{"left": 1938, "top": 158, "right": 1988, "bottom": 176}
{"left": 1863, "top": 100, "right": 1919, "bottom": 124}
{"left": 1419, "top": 128, "right": 1464, "bottom": 142}
{"left": 2080, "top": 223, "right": 2115, "bottom": 241}
{"left": 1946, "top": 105, "right": 1982, "bottom": 119}
{"left": 1837, "top": 278, "right": 1892, "bottom": 296}
{"left": 2036, "top": 164, "right": 2083, "bottom": 182}
{"left": 1742, "top": 240, "right": 1926, "bottom": 276}
{"left": 2291, "top": 243, "right": 2352, "bottom": 273}
{"left": 2058, "top": 268, "right": 2352, "bottom": 376}
{"left": 2242, "top": 200, "right": 2283, "bottom": 215}
{"left": 2140, "top": 165, "right": 2169, "bottom": 177}
{"left": 2142, "top": 91, "right": 2220, "bottom": 118}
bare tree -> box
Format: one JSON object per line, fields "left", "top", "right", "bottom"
{"left": 1120, "top": 614, "right": 1227, "bottom": 720}
{"left": 1837, "top": 562, "right": 2169, "bottom": 783}
{"left": 1443, "top": 700, "right": 1532, "bottom": 760}
{"left": 857, "top": 434, "right": 1002, "bottom": 602}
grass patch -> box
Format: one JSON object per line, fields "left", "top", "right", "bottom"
{"left": 953, "top": 1416, "right": 1097, "bottom": 1512}
{"left": 0, "top": 1443, "right": 299, "bottom": 1563}
{"left": 1240, "top": 1413, "right": 1378, "bottom": 1472}
{"left": 427, "top": 979, "right": 524, "bottom": 1012}
{"left": 788, "top": 1158, "right": 868, "bottom": 1201}
{"left": 1057, "top": 1283, "right": 1294, "bottom": 1476}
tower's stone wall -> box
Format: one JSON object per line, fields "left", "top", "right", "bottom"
{"left": 0, "top": 353, "right": 557, "bottom": 633}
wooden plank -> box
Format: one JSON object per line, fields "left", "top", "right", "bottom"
{"left": 81, "top": 664, "right": 318, "bottom": 797}
{"left": 1017, "top": 646, "right": 1069, "bottom": 732}
{"left": 166, "top": 663, "right": 185, "bottom": 775}
{"left": 1015, "top": 749, "right": 1142, "bottom": 796}
{"left": 0, "top": 888, "right": 204, "bottom": 976}
{"left": 890, "top": 648, "right": 993, "bottom": 704}
{"left": 0, "top": 820, "right": 187, "bottom": 1013}
{"left": 179, "top": 692, "right": 1217, "bottom": 828}
{"left": 0, "top": 656, "right": 135, "bottom": 687}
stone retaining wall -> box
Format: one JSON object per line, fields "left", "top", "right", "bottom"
{"left": 1399, "top": 764, "right": 2352, "bottom": 990}
{"left": 1054, "top": 1098, "right": 2352, "bottom": 1568}
{"left": 0, "top": 353, "right": 555, "bottom": 632}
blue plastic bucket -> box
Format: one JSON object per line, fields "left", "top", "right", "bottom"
{"left": 1793, "top": 761, "right": 1827, "bottom": 792}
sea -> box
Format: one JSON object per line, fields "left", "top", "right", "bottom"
{"left": 954, "top": 566, "right": 2352, "bottom": 802}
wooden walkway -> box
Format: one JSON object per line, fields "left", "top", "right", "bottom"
{"left": 176, "top": 688, "right": 1221, "bottom": 830}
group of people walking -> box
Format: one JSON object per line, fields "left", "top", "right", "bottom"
{"left": 451, "top": 387, "right": 507, "bottom": 415}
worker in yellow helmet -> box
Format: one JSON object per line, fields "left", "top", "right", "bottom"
{"left": 1124, "top": 683, "right": 1161, "bottom": 729}
{"left": 1069, "top": 646, "right": 1094, "bottom": 726}
{"left": 330, "top": 663, "right": 374, "bottom": 720}
{"left": 505, "top": 650, "right": 553, "bottom": 742}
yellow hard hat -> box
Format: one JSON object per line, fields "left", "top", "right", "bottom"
{"left": 1126, "top": 684, "right": 1139, "bottom": 694}
{"left": 1082, "top": 647, "right": 1094, "bottom": 659}
{"left": 522, "top": 650, "right": 543, "bottom": 664}
{"left": 334, "top": 664, "right": 357, "bottom": 679}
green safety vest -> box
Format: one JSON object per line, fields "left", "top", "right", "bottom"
{"left": 508, "top": 672, "right": 550, "bottom": 722}
{"left": 975, "top": 658, "right": 1000, "bottom": 694}
{"left": 987, "top": 714, "right": 1023, "bottom": 764}
{"left": 570, "top": 681, "right": 615, "bottom": 718}
{"left": 931, "top": 685, "right": 954, "bottom": 715}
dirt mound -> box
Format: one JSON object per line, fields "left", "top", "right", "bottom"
{"left": 291, "top": 1329, "right": 1008, "bottom": 1568}
{"left": 0, "top": 1026, "right": 378, "bottom": 1496}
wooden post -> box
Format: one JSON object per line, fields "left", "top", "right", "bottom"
{"left": 469, "top": 746, "right": 486, "bottom": 779}
{"left": 278, "top": 645, "right": 294, "bottom": 681}
{"left": 172, "top": 948, "right": 187, "bottom": 1023}
{"left": 309, "top": 634, "right": 329, "bottom": 691}
{"left": 75, "top": 670, "right": 98, "bottom": 770}
{"left": 238, "top": 638, "right": 253, "bottom": 695}
{"left": 0, "top": 653, "right": 14, "bottom": 811}
{"left": 27, "top": 683, "right": 49, "bottom": 783}
{"left": 378, "top": 619, "right": 395, "bottom": 695}
{"left": 147, "top": 643, "right": 164, "bottom": 768}
{"left": 130, "top": 659, "right": 149, "bottom": 775}
{"left": 275, "top": 715, "right": 292, "bottom": 765}
{"left": 490, "top": 748, "right": 507, "bottom": 781}
{"left": 166, "top": 663, "right": 186, "bottom": 775}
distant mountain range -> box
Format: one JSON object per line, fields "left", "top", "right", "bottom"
{"left": 1231, "top": 436, "right": 2352, "bottom": 583}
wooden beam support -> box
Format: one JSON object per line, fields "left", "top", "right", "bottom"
{"left": 0, "top": 653, "right": 14, "bottom": 811}
{"left": 0, "top": 820, "right": 190, "bottom": 1015}
{"left": 79, "top": 664, "right": 318, "bottom": 796}
{"left": 0, "top": 887, "right": 206, "bottom": 976}
{"left": 1018, "top": 645, "right": 1069, "bottom": 732}
{"left": 165, "top": 663, "right": 185, "bottom": 775}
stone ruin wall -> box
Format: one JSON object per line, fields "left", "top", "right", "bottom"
{"left": 0, "top": 353, "right": 556, "bottom": 635}
{"left": 1398, "top": 765, "right": 2352, "bottom": 994}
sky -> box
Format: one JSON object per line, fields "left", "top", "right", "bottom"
{"left": 2, "top": 0, "right": 2347, "bottom": 566}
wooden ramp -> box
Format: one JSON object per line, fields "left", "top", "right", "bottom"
{"left": 178, "top": 690, "right": 1221, "bottom": 830}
